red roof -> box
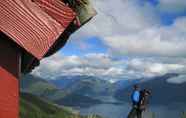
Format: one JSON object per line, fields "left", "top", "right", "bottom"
{"left": 0, "top": 0, "right": 75, "bottom": 59}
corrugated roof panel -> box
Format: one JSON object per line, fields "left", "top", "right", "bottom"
{"left": 0, "top": 0, "right": 75, "bottom": 59}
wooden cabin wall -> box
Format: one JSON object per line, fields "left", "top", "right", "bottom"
{"left": 0, "top": 34, "right": 21, "bottom": 118}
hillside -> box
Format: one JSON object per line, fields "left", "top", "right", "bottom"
{"left": 20, "top": 74, "right": 58, "bottom": 95}
{"left": 20, "top": 92, "right": 82, "bottom": 118}
{"left": 20, "top": 92, "right": 103, "bottom": 118}
{"left": 21, "top": 74, "right": 103, "bottom": 107}
{"left": 20, "top": 74, "right": 67, "bottom": 100}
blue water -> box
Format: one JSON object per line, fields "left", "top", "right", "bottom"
{"left": 77, "top": 102, "right": 185, "bottom": 118}
{"left": 71, "top": 96, "right": 186, "bottom": 118}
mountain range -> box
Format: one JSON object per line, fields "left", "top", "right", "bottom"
{"left": 114, "top": 73, "right": 186, "bottom": 106}
{"left": 21, "top": 73, "right": 186, "bottom": 107}
{"left": 20, "top": 74, "right": 104, "bottom": 107}
{"left": 49, "top": 75, "right": 114, "bottom": 97}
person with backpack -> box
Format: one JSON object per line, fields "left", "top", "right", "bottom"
{"left": 127, "top": 84, "right": 142, "bottom": 118}
{"left": 127, "top": 85, "right": 152, "bottom": 118}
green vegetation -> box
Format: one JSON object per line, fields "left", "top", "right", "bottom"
{"left": 20, "top": 92, "right": 75, "bottom": 118}
{"left": 20, "top": 74, "right": 67, "bottom": 100}
{"left": 20, "top": 75, "right": 58, "bottom": 95}
{"left": 151, "top": 112, "right": 155, "bottom": 118}
{"left": 148, "top": 112, "right": 186, "bottom": 118}
{"left": 21, "top": 75, "right": 103, "bottom": 107}
{"left": 20, "top": 92, "right": 102, "bottom": 118}
{"left": 181, "top": 112, "right": 186, "bottom": 118}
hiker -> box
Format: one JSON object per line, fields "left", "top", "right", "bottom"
{"left": 127, "top": 84, "right": 142, "bottom": 118}
{"left": 127, "top": 86, "right": 152, "bottom": 118}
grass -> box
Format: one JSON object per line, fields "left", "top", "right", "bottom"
{"left": 20, "top": 92, "right": 102, "bottom": 118}
{"left": 147, "top": 112, "right": 186, "bottom": 118}
{"left": 181, "top": 112, "right": 186, "bottom": 118}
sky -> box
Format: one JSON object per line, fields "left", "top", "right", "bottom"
{"left": 32, "top": 0, "right": 186, "bottom": 84}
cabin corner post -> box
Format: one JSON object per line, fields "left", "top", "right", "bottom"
{"left": 0, "top": 38, "right": 21, "bottom": 118}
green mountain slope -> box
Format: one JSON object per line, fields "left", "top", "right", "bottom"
{"left": 21, "top": 74, "right": 103, "bottom": 107}
{"left": 50, "top": 75, "right": 114, "bottom": 97}
{"left": 20, "top": 74, "right": 67, "bottom": 100}
{"left": 20, "top": 74, "right": 58, "bottom": 95}
{"left": 20, "top": 92, "right": 79, "bottom": 118}
{"left": 20, "top": 92, "right": 102, "bottom": 118}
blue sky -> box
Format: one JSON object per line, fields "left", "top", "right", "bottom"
{"left": 160, "top": 12, "right": 186, "bottom": 25}
{"left": 33, "top": 0, "right": 186, "bottom": 84}
{"left": 60, "top": 36, "right": 108, "bottom": 56}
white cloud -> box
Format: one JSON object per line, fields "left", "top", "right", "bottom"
{"left": 104, "top": 15, "right": 186, "bottom": 57}
{"left": 70, "top": 0, "right": 160, "bottom": 41}
{"left": 174, "top": 17, "right": 186, "bottom": 32}
{"left": 158, "top": 0, "right": 186, "bottom": 13}
{"left": 167, "top": 75, "right": 186, "bottom": 84}
{"left": 105, "top": 26, "right": 186, "bottom": 57}
{"left": 70, "top": 0, "right": 186, "bottom": 58}
{"left": 127, "top": 58, "right": 185, "bottom": 77}
{"left": 32, "top": 52, "right": 186, "bottom": 81}
{"left": 32, "top": 52, "right": 125, "bottom": 79}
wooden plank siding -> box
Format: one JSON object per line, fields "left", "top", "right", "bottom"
{"left": 0, "top": 37, "right": 21, "bottom": 118}
{"left": 0, "top": 0, "right": 75, "bottom": 60}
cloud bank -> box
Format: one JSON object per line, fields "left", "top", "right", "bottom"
{"left": 32, "top": 53, "right": 186, "bottom": 83}
{"left": 167, "top": 75, "right": 186, "bottom": 84}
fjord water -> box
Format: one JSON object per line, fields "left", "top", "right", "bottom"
{"left": 78, "top": 103, "right": 184, "bottom": 118}
{"left": 76, "top": 96, "right": 185, "bottom": 118}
